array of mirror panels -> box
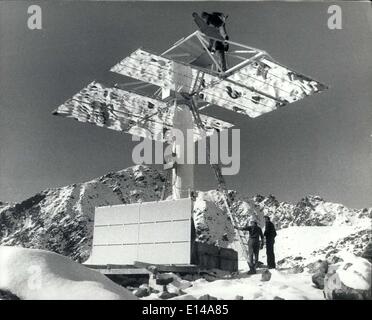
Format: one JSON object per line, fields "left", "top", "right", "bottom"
{"left": 228, "top": 57, "right": 327, "bottom": 105}
{"left": 53, "top": 81, "right": 233, "bottom": 142}
{"left": 111, "top": 49, "right": 326, "bottom": 118}
{"left": 111, "top": 49, "right": 199, "bottom": 93}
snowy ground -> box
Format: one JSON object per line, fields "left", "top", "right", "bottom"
{"left": 138, "top": 267, "right": 325, "bottom": 301}
{"left": 1, "top": 224, "right": 369, "bottom": 300}
{"left": 182, "top": 226, "right": 368, "bottom": 300}
{"left": 176, "top": 224, "right": 370, "bottom": 300}
{"left": 239, "top": 225, "right": 369, "bottom": 270}
{"left": 0, "top": 246, "right": 137, "bottom": 300}
{"left": 180, "top": 271, "right": 324, "bottom": 300}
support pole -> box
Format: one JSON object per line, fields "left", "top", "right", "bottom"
{"left": 170, "top": 101, "right": 194, "bottom": 199}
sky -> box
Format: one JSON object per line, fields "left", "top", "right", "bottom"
{"left": 0, "top": 1, "right": 371, "bottom": 208}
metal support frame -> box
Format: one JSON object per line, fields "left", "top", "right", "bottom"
{"left": 186, "top": 95, "right": 252, "bottom": 263}
{"left": 162, "top": 31, "right": 200, "bottom": 56}
{"left": 223, "top": 51, "right": 266, "bottom": 76}
{"left": 195, "top": 32, "right": 224, "bottom": 73}
{"left": 161, "top": 30, "right": 269, "bottom": 78}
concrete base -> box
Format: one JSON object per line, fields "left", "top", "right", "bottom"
{"left": 191, "top": 242, "right": 238, "bottom": 272}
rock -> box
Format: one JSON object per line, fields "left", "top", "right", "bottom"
{"left": 133, "top": 287, "right": 150, "bottom": 298}
{"left": 261, "top": 269, "right": 271, "bottom": 282}
{"left": 324, "top": 256, "right": 371, "bottom": 300}
{"left": 312, "top": 272, "right": 326, "bottom": 289}
{"left": 325, "top": 249, "right": 339, "bottom": 258}
{"left": 307, "top": 260, "right": 328, "bottom": 274}
{"left": 158, "top": 291, "right": 179, "bottom": 300}
{"left": 203, "top": 274, "right": 218, "bottom": 282}
{"left": 138, "top": 283, "right": 157, "bottom": 295}
{"left": 0, "top": 289, "right": 20, "bottom": 300}
{"left": 273, "top": 296, "right": 285, "bottom": 300}
{"left": 294, "top": 266, "right": 304, "bottom": 273}
{"left": 166, "top": 285, "right": 183, "bottom": 295}
{"left": 327, "top": 256, "right": 343, "bottom": 265}
{"left": 294, "top": 256, "right": 304, "bottom": 261}
{"left": 168, "top": 278, "right": 192, "bottom": 294}
{"left": 361, "top": 241, "right": 372, "bottom": 263}
{"left": 310, "top": 260, "right": 329, "bottom": 289}
{"left": 183, "top": 274, "right": 197, "bottom": 282}
{"left": 234, "top": 295, "right": 244, "bottom": 300}
{"left": 283, "top": 266, "right": 304, "bottom": 274}
{"left": 198, "top": 294, "right": 218, "bottom": 300}
{"left": 156, "top": 274, "right": 174, "bottom": 286}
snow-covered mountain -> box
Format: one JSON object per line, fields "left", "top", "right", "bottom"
{"left": 252, "top": 194, "right": 371, "bottom": 229}
{"left": 0, "top": 165, "right": 171, "bottom": 262}
{"left": 0, "top": 165, "right": 370, "bottom": 264}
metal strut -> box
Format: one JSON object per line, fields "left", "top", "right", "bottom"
{"left": 160, "top": 168, "right": 172, "bottom": 200}
{"left": 187, "top": 95, "right": 252, "bottom": 264}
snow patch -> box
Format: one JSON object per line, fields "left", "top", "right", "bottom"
{"left": 0, "top": 246, "right": 137, "bottom": 300}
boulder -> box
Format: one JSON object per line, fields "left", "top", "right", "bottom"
{"left": 361, "top": 241, "right": 372, "bottom": 263}
{"left": 273, "top": 296, "right": 285, "bottom": 300}
{"left": 327, "top": 256, "right": 343, "bottom": 265}
{"left": 156, "top": 274, "right": 174, "bottom": 286}
{"left": 203, "top": 274, "right": 218, "bottom": 282}
{"left": 0, "top": 289, "right": 20, "bottom": 300}
{"left": 312, "top": 272, "right": 326, "bottom": 289}
{"left": 158, "top": 291, "right": 179, "bottom": 300}
{"left": 324, "top": 256, "right": 371, "bottom": 300}
{"left": 261, "top": 269, "right": 272, "bottom": 282}
{"left": 234, "top": 295, "right": 244, "bottom": 300}
{"left": 310, "top": 260, "right": 329, "bottom": 289}
{"left": 133, "top": 287, "right": 150, "bottom": 298}
{"left": 183, "top": 274, "right": 198, "bottom": 282}
{"left": 283, "top": 266, "right": 304, "bottom": 274}
{"left": 307, "top": 260, "right": 328, "bottom": 274}
{"left": 293, "top": 256, "right": 304, "bottom": 261}
{"left": 167, "top": 278, "right": 192, "bottom": 294}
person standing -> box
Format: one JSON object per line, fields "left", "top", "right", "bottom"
{"left": 235, "top": 219, "right": 264, "bottom": 274}
{"left": 264, "top": 216, "right": 277, "bottom": 269}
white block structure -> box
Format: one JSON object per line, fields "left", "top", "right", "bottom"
{"left": 89, "top": 198, "right": 193, "bottom": 265}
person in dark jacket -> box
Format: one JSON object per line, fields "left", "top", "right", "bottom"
{"left": 235, "top": 219, "right": 264, "bottom": 274}
{"left": 264, "top": 216, "right": 277, "bottom": 269}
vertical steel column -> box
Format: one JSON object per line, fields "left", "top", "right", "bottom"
{"left": 171, "top": 101, "right": 194, "bottom": 199}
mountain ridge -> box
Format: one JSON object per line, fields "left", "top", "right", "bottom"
{"left": 0, "top": 165, "right": 370, "bottom": 262}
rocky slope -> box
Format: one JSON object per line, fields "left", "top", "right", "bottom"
{"left": 252, "top": 194, "right": 371, "bottom": 229}
{"left": 0, "top": 165, "right": 370, "bottom": 263}
{"left": 0, "top": 165, "right": 170, "bottom": 262}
